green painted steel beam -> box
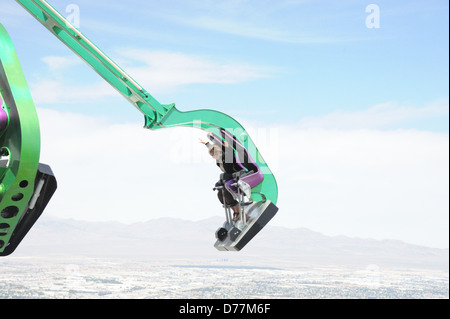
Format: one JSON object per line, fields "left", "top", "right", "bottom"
{"left": 0, "top": 24, "right": 41, "bottom": 254}
{"left": 14, "top": 0, "right": 279, "bottom": 205}
{"left": 153, "top": 107, "right": 278, "bottom": 203}
{"left": 16, "top": 0, "right": 170, "bottom": 125}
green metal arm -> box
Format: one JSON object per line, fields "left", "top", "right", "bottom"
{"left": 155, "top": 108, "right": 278, "bottom": 203}
{"left": 16, "top": 0, "right": 171, "bottom": 127}
{"left": 0, "top": 24, "right": 56, "bottom": 256}
{"left": 15, "top": 0, "right": 278, "bottom": 205}
{"left": 0, "top": 0, "right": 279, "bottom": 255}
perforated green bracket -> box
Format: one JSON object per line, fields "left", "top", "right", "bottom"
{"left": 0, "top": 24, "right": 40, "bottom": 254}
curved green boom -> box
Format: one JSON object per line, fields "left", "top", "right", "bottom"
{"left": 0, "top": 0, "right": 278, "bottom": 255}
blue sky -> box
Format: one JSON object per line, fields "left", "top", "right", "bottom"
{"left": 0, "top": 0, "right": 448, "bottom": 248}
{"left": 1, "top": 0, "right": 448, "bottom": 128}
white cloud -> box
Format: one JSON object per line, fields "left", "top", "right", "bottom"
{"left": 30, "top": 50, "right": 271, "bottom": 103}
{"left": 37, "top": 107, "right": 221, "bottom": 223}
{"left": 298, "top": 99, "right": 449, "bottom": 130}
{"left": 29, "top": 55, "right": 118, "bottom": 104}
{"left": 31, "top": 79, "right": 117, "bottom": 104}
{"left": 178, "top": 16, "right": 352, "bottom": 44}
{"left": 119, "top": 49, "right": 271, "bottom": 93}
{"left": 274, "top": 127, "right": 449, "bottom": 248}
{"left": 41, "top": 56, "right": 82, "bottom": 72}
{"left": 37, "top": 107, "right": 449, "bottom": 248}
{"left": 157, "top": 0, "right": 353, "bottom": 44}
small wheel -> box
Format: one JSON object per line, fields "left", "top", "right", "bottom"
{"left": 215, "top": 227, "right": 228, "bottom": 241}
{"left": 228, "top": 227, "right": 241, "bottom": 241}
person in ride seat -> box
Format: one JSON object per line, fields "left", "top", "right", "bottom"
{"left": 200, "top": 137, "right": 243, "bottom": 221}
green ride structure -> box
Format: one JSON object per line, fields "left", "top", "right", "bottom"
{"left": 0, "top": 23, "right": 56, "bottom": 256}
{"left": 0, "top": 0, "right": 278, "bottom": 255}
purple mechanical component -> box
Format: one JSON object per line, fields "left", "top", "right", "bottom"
{"left": 219, "top": 129, "right": 264, "bottom": 189}
{"left": 225, "top": 179, "right": 238, "bottom": 193}
{"left": 208, "top": 130, "right": 264, "bottom": 192}
{"left": 0, "top": 95, "right": 8, "bottom": 132}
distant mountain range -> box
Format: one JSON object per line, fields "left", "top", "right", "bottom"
{"left": 13, "top": 215, "right": 449, "bottom": 270}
